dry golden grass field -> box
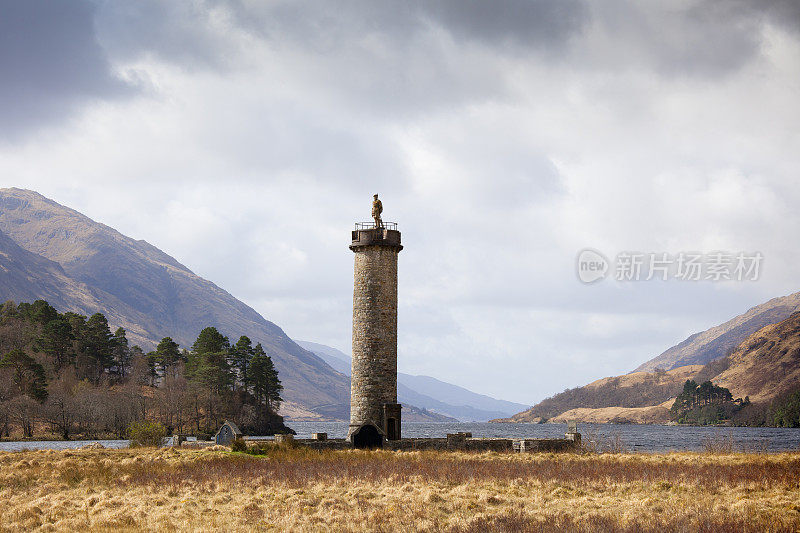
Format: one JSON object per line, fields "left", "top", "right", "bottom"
{"left": 1, "top": 446, "right": 799, "bottom": 532}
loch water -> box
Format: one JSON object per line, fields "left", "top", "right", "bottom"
{"left": 2, "top": 423, "right": 799, "bottom": 453}
{"left": 286, "top": 422, "right": 800, "bottom": 453}
{"left": 0, "top": 439, "right": 130, "bottom": 452}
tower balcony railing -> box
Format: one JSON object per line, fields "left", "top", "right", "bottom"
{"left": 354, "top": 221, "right": 398, "bottom": 231}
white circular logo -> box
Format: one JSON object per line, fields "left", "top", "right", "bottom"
{"left": 577, "top": 249, "right": 609, "bottom": 283}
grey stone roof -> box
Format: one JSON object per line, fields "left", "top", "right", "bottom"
{"left": 220, "top": 420, "right": 242, "bottom": 436}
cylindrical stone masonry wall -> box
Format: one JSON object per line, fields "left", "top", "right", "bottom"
{"left": 349, "top": 229, "right": 402, "bottom": 439}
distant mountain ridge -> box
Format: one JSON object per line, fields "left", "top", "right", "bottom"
{"left": 634, "top": 292, "right": 800, "bottom": 372}
{"left": 297, "top": 340, "right": 529, "bottom": 422}
{"left": 714, "top": 311, "right": 800, "bottom": 403}
{"left": 0, "top": 187, "right": 350, "bottom": 421}
{"left": 499, "top": 291, "right": 800, "bottom": 424}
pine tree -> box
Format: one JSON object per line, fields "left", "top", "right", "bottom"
{"left": 191, "top": 327, "right": 230, "bottom": 355}
{"left": 75, "top": 313, "right": 114, "bottom": 382}
{"left": 153, "top": 337, "right": 183, "bottom": 380}
{"left": 18, "top": 300, "right": 59, "bottom": 326}
{"left": 186, "top": 328, "right": 234, "bottom": 430}
{"left": 187, "top": 327, "right": 233, "bottom": 393}
{"left": 250, "top": 343, "right": 282, "bottom": 411}
{"left": 670, "top": 379, "right": 734, "bottom": 424}
{"left": 111, "top": 327, "right": 131, "bottom": 379}
{"left": 37, "top": 317, "right": 75, "bottom": 369}
{"left": 231, "top": 336, "right": 255, "bottom": 389}
{"left": 0, "top": 349, "right": 48, "bottom": 402}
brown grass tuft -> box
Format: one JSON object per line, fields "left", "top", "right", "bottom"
{"left": 1, "top": 447, "right": 799, "bottom": 531}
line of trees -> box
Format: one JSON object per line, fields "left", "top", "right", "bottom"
{"left": 669, "top": 377, "right": 800, "bottom": 427}
{"left": 0, "top": 300, "right": 285, "bottom": 439}
{"left": 669, "top": 380, "right": 741, "bottom": 425}
{"left": 769, "top": 389, "right": 800, "bottom": 427}
{"left": 727, "top": 386, "right": 800, "bottom": 427}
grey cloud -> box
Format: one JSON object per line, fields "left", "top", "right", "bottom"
{"left": 589, "top": 1, "right": 762, "bottom": 78}
{"left": 2, "top": 0, "right": 788, "bottom": 145}
{"left": 423, "top": 0, "right": 588, "bottom": 51}
{"left": 227, "top": 0, "right": 588, "bottom": 115}
{"left": 710, "top": 0, "right": 800, "bottom": 34}
{"left": 187, "top": 99, "right": 410, "bottom": 193}
{"left": 94, "top": 0, "right": 780, "bottom": 85}
{"left": 590, "top": 0, "right": 800, "bottom": 78}
{"left": 94, "top": 0, "right": 241, "bottom": 70}
{"left": 223, "top": 0, "right": 588, "bottom": 54}
{"left": 0, "top": 0, "right": 131, "bottom": 140}
{"left": 93, "top": 0, "right": 590, "bottom": 118}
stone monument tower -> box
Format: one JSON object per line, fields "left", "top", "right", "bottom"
{"left": 348, "top": 194, "right": 403, "bottom": 448}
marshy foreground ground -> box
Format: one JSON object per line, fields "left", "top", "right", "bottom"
{"left": 1, "top": 447, "right": 799, "bottom": 532}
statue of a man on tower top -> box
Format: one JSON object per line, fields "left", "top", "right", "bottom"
{"left": 371, "top": 194, "right": 383, "bottom": 228}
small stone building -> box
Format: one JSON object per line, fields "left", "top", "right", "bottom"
{"left": 214, "top": 420, "right": 243, "bottom": 445}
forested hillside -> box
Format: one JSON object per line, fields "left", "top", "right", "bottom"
{"left": 0, "top": 299, "right": 288, "bottom": 439}
{"left": 0, "top": 188, "right": 350, "bottom": 421}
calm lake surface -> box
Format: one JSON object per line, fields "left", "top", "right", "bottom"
{"left": 2, "top": 423, "right": 799, "bottom": 453}
{"left": 0, "top": 440, "right": 129, "bottom": 452}
{"left": 287, "top": 422, "right": 800, "bottom": 453}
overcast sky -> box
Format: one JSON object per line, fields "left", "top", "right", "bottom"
{"left": 1, "top": 0, "right": 799, "bottom": 404}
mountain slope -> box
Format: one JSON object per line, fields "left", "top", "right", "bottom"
{"left": 500, "top": 293, "right": 800, "bottom": 425}
{"left": 520, "top": 310, "right": 800, "bottom": 424}
{"left": 0, "top": 227, "right": 159, "bottom": 343}
{"left": 713, "top": 311, "right": 800, "bottom": 402}
{"left": 397, "top": 374, "right": 528, "bottom": 417}
{"left": 635, "top": 292, "right": 800, "bottom": 372}
{"left": 0, "top": 227, "right": 98, "bottom": 312}
{"left": 290, "top": 342, "right": 460, "bottom": 422}
{"left": 0, "top": 188, "right": 349, "bottom": 421}
{"left": 297, "top": 341, "right": 352, "bottom": 375}
{"left": 496, "top": 365, "right": 702, "bottom": 424}
{"left": 297, "top": 340, "right": 529, "bottom": 422}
